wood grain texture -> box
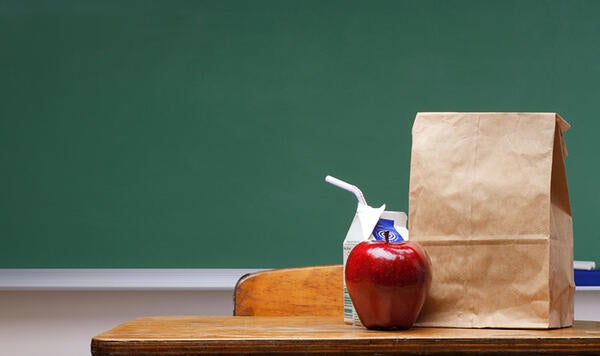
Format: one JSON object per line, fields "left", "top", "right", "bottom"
{"left": 233, "top": 265, "right": 343, "bottom": 316}
{"left": 92, "top": 316, "right": 600, "bottom": 355}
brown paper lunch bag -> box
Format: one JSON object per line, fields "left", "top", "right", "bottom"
{"left": 409, "top": 112, "right": 574, "bottom": 329}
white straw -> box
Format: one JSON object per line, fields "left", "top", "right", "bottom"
{"left": 325, "top": 175, "right": 367, "bottom": 205}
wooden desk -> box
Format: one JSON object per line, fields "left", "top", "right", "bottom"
{"left": 92, "top": 316, "right": 600, "bottom": 355}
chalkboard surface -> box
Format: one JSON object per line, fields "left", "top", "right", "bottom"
{"left": 2, "top": 0, "right": 599, "bottom": 268}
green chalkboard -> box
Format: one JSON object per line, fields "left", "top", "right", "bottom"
{"left": 1, "top": 0, "right": 599, "bottom": 268}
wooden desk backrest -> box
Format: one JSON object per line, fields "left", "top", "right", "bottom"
{"left": 233, "top": 265, "right": 343, "bottom": 316}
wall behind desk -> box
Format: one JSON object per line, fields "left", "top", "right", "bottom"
{"left": 2, "top": 0, "right": 599, "bottom": 268}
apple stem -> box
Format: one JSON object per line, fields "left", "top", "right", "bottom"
{"left": 384, "top": 230, "right": 389, "bottom": 243}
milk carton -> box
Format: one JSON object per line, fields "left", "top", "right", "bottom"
{"left": 342, "top": 205, "right": 409, "bottom": 324}
{"left": 326, "top": 175, "right": 409, "bottom": 325}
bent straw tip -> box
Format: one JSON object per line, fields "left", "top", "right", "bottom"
{"left": 324, "top": 175, "right": 367, "bottom": 205}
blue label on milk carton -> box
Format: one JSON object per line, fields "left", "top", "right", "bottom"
{"left": 372, "top": 218, "right": 405, "bottom": 242}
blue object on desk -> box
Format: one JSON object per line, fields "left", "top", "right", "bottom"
{"left": 575, "top": 269, "right": 600, "bottom": 286}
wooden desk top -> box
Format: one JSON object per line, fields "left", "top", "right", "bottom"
{"left": 92, "top": 316, "right": 600, "bottom": 355}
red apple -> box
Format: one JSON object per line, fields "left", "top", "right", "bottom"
{"left": 345, "top": 233, "right": 431, "bottom": 330}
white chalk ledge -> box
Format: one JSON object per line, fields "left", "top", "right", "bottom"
{"left": 0, "top": 269, "right": 264, "bottom": 291}
{"left": 0, "top": 269, "right": 598, "bottom": 291}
